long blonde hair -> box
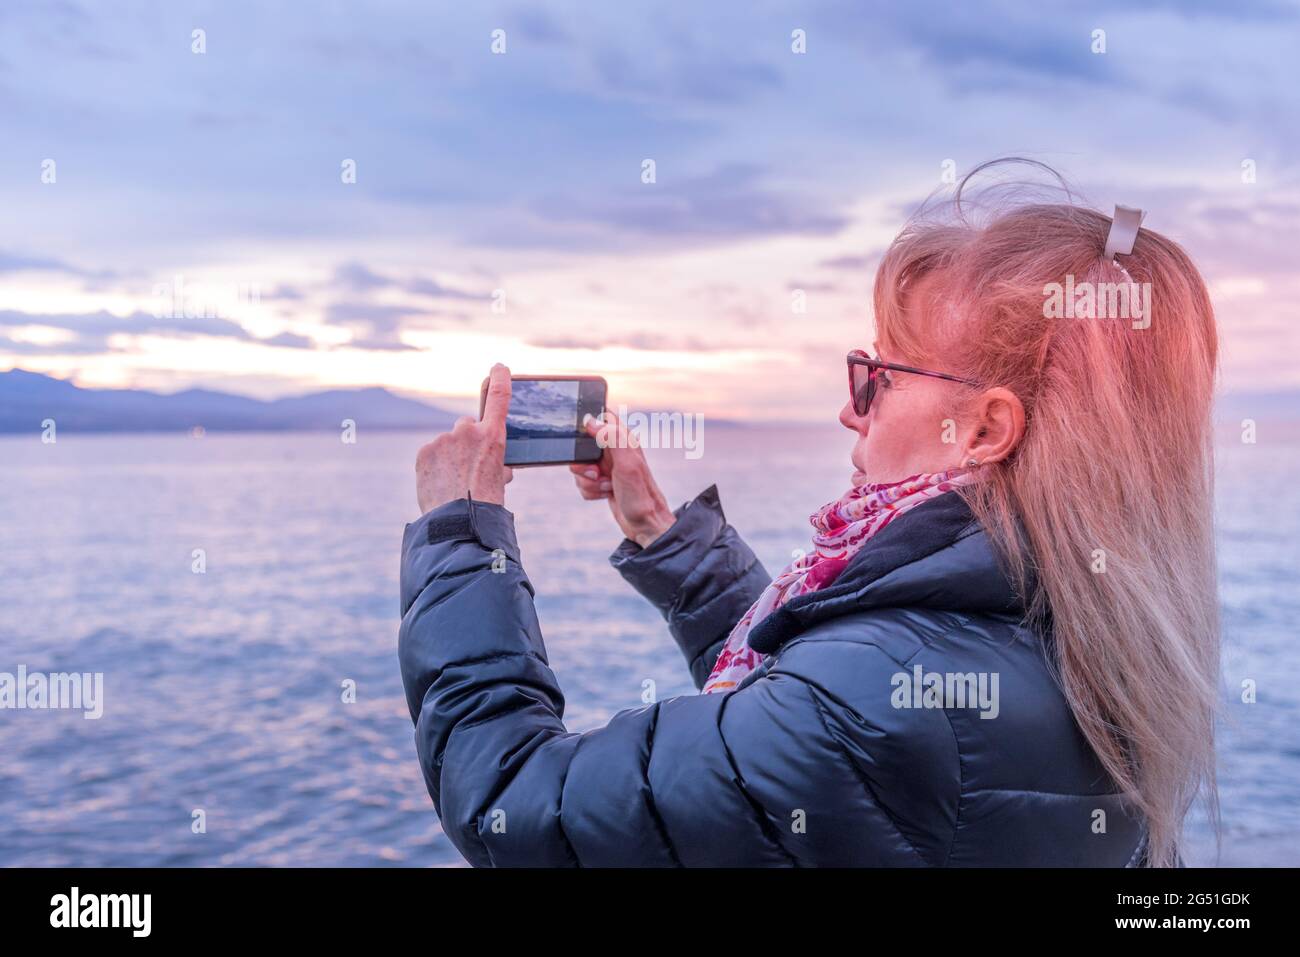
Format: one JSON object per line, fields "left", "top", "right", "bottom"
{"left": 874, "top": 161, "right": 1220, "bottom": 866}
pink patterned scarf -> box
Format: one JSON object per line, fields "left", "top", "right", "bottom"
{"left": 701, "top": 468, "right": 979, "bottom": 694}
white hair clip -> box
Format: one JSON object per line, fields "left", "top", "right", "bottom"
{"left": 1103, "top": 204, "right": 1146, "bottom": 262}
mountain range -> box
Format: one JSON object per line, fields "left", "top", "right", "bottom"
{"left": 0, "top": 368, "right": 460, "bottom": 433}
{"left": 1, "top": 367, "right": 1295, "bottom": 434}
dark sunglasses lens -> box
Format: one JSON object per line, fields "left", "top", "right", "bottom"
{"left": 852, "top": 364, "right": 874, "bottom": 415}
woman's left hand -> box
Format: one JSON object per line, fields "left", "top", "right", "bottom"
{"left": 415, "top": 363, "right": 514, "bottom": 514}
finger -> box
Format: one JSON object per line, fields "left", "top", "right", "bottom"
{"left": 453, "top": 415, "right": 476, "bottom": 431}
{"left": 578, "top": 415, "right": 617, "bottom": 476}
{"left": 585, "top": 407, "right": 640, "bottom": 452}
{"left": 502, "top": 466, "right": 514, "bottom": 485}
{"left": 573, "top": 465, "right": 615, "bottom": 493}
{"left": 582, "top": 408, "right": 622, "bottom": 444}
{"left": 572, "top": 471, "right": 603, "bottom": 494}
{"left": 568, "top": 462, "right": 604, "bottom": 481}
{"left": 577, "top": 482, "right": 612, "bottom": 501}
{"left": 480, "top": 363, "right": 512, "bottom": 429}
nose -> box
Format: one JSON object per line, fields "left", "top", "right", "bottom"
{"left": 839, "top": 399, "right": 869, "bottom": 434}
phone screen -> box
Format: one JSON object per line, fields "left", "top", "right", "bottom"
{"left": 481, "top": 376, "right": 606, "bottom": 467}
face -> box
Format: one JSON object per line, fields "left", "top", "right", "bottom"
{"left": 839, "top": 347, "right": 966, "bottom": 486}
{"left": 840, "top": 275, "right": 968, "bottom": 486}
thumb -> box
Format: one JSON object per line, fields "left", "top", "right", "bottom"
{"left": 582, "top": 411, "right": 616, "bottom": 453}
{"left": 584, "top": 407, "right": 641, "bottom": 450}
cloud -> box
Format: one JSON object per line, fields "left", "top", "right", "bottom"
{"left": 321, "top": 300, "right": 465, "bottom": 350}
{"left": 263, "top": 284, "right": 306, "bottom": 301}
{"left": 258, "top": 332, "right": 315, "bottom": 349}
{"left": 1097, "top": 0, "right": 1296, "bottom": 19}
{"left": 323, "top": 302, "right": 429, "bottom": 328}
{"left": 819, "top": 253, "right": 882, "bottom": 272}
{"left": 522, "top": 163, "right": 850, "bottom": 247}
{"left": 527, "top": 332, "right": 730, "bottom": 352}
{"left": 0, "top": 333, "right": 106, "bottom": 356}
{"left": 788, "top": 279, "right": 841, "bottom": 293}
{"left": 511, "top": 7, "right": 571, "bottom": 45}
{"left": 331, "top": 261, "right": 481, "bottom": 300}
{"left": 337, "top": 337, "right": 419, "bottom": 352}
{"left": 0, "top": 250, "right": 117, "bottom": 281}
{"left": 402, "top": 277, "right": 482, "bottom": 300}
{"left": 332, "top": 262, "right": 391, "bottom": 293}
{"left": 591, "top": 43, "right": 782, "bottom": 105}
{"left": 1, "top": 308, "right": 250, "bottom": 339}
{"left": 0, "top": 252, "right": 75, "bottom": 274}
{"left": 0, "top": 308, "right": 317, "bottom": 353}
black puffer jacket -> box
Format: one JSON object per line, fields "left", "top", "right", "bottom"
{"left": 398, "top": 485, "right": 1144, "bottom": 866}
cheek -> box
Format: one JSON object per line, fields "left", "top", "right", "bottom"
{"left": 863, "top": 386, "right": 950, "bottom": 459}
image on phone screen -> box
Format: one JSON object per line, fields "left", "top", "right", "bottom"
{"left": 484, "top": 376, "right": 606, "bottom": 467}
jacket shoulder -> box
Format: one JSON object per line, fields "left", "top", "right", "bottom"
{"left": 773, "top": 610, "right": 1110, "bottom": 795}
{"left": 769, "top": 612, "right": 1144, "bottom": 865}
{"left": 762, "top": 624, "right": 963, "bottom": 865}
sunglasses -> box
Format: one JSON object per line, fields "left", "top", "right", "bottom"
{"left": 846, "top": 349, "right": 978, "bottom": 417}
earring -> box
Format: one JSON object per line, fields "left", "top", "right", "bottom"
{"left": 966, "top": 458, "right": 979, "bottom": 467}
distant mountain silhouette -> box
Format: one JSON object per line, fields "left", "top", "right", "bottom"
{"left": 4, "top": 367, "right": 1290, "bottom": 435}
{"left": 0, "top": 368, "right": 460, "bottom": 433}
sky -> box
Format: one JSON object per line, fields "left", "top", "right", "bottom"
{"left": 1, "top": 0, "right": 1298, "bottom": 420}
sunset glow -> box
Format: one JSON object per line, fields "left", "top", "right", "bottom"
{"left": 3, "top": 2, "right": 1297, "bottom": 420}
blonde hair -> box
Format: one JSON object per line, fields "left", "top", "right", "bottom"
{"left": 874, "top": 160, "right": 1220, "bottom": 866}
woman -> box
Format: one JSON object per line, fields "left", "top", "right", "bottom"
{"left": 399, "top": 167, "right": 1219, "bottom": 867}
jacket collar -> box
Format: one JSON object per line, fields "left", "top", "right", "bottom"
{"left": 747, "top": 491, "right": 1024, "bottom": 655}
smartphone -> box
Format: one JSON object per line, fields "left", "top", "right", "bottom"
{"left": 479, "top": 375, "right": 607, "bottom": 467}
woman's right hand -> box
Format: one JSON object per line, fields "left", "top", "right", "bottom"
{"left": 569, "top": 409, "right": 677, "bottom": 548}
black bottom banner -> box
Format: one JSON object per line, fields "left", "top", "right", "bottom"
{"left": 0, "top": 865, "right": 1283, "bottom": 942}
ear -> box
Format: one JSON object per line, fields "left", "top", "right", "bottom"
{"left": 962, "top": 387, "right": 1026, "bottom": 465}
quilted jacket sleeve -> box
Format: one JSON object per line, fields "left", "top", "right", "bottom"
{"left": 397, "top": 495, "right": 860, "bottom": 867}
{"left": 608, "top": 484, "right": 770, "bottom": 688}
